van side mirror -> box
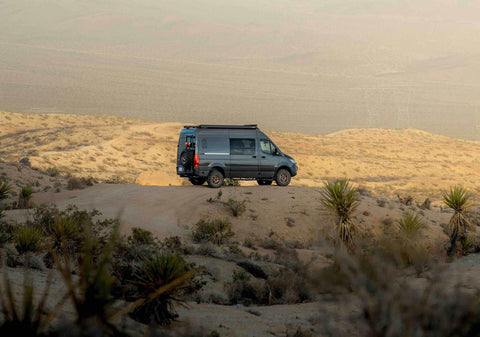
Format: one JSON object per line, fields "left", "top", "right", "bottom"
{"left": 273, "top": 148, "right": 279, "bottom": 156}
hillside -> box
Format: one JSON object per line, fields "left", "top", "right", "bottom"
{"left": 1, "top": 111, "right": 480, "bottom": 200}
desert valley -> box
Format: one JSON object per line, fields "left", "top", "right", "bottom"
{"left": 1, "top": 110, "right": 480, "bottom": 336}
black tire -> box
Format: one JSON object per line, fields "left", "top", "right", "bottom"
{"left": 257, "top": 179, "right": 273, "bottom": 186}
{"left": 180, "top": 150, "right": 193, "bottom": 167}
{"left": 207, "top": 169, "right": 224, "bottom": 188}
{"left": 275, "top": 169, "right": 291, "bottom": 186}
{"left": 189, "top": 177, "right": 206, "bottom": 185}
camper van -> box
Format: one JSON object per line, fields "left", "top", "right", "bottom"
{"left": 176, "top": 125, "right": 297, "bottom": 188}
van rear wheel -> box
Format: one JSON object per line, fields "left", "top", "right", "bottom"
{"left": 189, "top": 177, "right": 206, "bottom": 185}
{"left": 257, "top": 179, "right": 273, "bottom": 186}
{"left": 207, "top": 169, "right": 224, "bottom": 188}
{"left": 275, "top": 169, "right": 291, "bottom": 186}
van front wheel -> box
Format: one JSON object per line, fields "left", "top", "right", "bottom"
{"left": 275, "top": 169, "right": 291, "bottom": 186}
{"left": 207, "top": 169, "right": 224, "bottom": 188}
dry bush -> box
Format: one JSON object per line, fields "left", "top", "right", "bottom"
{"left": 332, "top": 252, "right": 480, "bottom": 337}
{"left": 192, "top": 219, "right": 234, "bottom": 245}
{"left": 223, "top": 199, "right": 246, "bottom": 217}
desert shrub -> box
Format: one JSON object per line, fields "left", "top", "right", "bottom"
{"left": 225, "top": 270, "right": 268, "bottom": 305}
{"left": 67, "top": 177, "right": 83, "bottom": 190}
{"left": 223, "top": 199, "right": 246, "bottom": 217}
{"left": 259, "top": 239, "right": 282, "bottom": 250}
{"left": 0, "top": 271, "right": 53, "bottom": 336}
{"left": 397, "top": 211, "right": 424, "bottom": 238}
{"left": 334, "top": 252, "right": 480, "bottom": 337}
{"left": 223, "top": 178, "right": 240, "bottom": 186}
{"left": 243, "top": 238, "right": 254, "bottom": 249}
{"left": 14, "top": 225, "right": 45, "bottom": 254}
{"left": 206, "top": 190, "right": 222, "bottom": 203}
{"left": 320, "top": 178, "right": 359, "bottom": 250}
{"left": 0, "top": 223, "right": 15, "bottom": 246}
{"left": 45, "top": 167, "right": 60, "bottom": 177}
{"left": 52, "top": 221, "right": 121, "bottom": 334}
{"left": 267, "top": 269, "right": 312, "bottom": 304}
{"left": 0, "top": 181, "right": 11, "bottom": 200}
{"left": 443, "top": 186, "right": 473, "bottom": 257}
{"left": 128, "top": 227, "right": 156, "bottom": 246}
{"left": 160, "top": 236, "right": 184, "bottom": 252}
{"left": 18, "top": 186, "right": 34, "bottom": 209}
{"left": 128, "top": 253, "right": 193, "bottom": 325}
{"left": 192, "top": 219, "right": 234, "bottom": 245}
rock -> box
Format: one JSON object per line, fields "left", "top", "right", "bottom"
{"left": 237, "top": 260, "right": 268, "bottom": 279}
{"left": 19, "top": 157, "right": 31, "bottom": 167}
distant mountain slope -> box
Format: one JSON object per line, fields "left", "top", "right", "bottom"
{"left": 1, "top": 111, "right": 480, "bottom": 199}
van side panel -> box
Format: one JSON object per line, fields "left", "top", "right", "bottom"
{"left": 197, "top": 130, "right": 230, "bottom": 177}
{"left": 228, "top": 129, "right": 259, "bottom": 178}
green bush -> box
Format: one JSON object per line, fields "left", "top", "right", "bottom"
{"left": 14, "top": 225, "right": 45, "bottom": 254}
{"left": 128, "top": 227, "right": 156, "bottom": 246}
{"left": 192, "top": 219, "right": 234, "bottom": 245}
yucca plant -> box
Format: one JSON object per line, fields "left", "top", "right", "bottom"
{"left": 129, "top": 253, "right": 192, "bottom": 325}
{"left": 320, "top": 178, "right": 359, "bottom": 250}
{"left": 14, "top": 225, "right": 45, "bottom": 254}
{"left": 0, "top": 181, "right": 11, "bottom": 200}
{"left": 0, "top": 269, "right": 54, "bottom": 336}
{"left": 397, "top": 212, "right": 424, "bottom": 239}
{"left": 394, "top": 212, "right": 428, "bottom": 267}
{"left": 52, "top": 222, "right": 121, "bottom": 334}
{"left": 443, "top": 186, "right": 473, "bottom": 257}
{"left": 18, "top": 186, "right": 34, "bottom": 209}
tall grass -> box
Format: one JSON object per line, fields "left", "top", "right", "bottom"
{"left": 320, "top": 178, "right": 359, "bottom": 250}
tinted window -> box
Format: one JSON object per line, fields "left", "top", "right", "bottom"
{"left": 230, "top": 138, "right": 255, "bottom": 155}
{"left": 260, "top": 139, "right": 275, "bottom": 155}
{"left": 201, "top": 137, "right": 229, "bottom": 153}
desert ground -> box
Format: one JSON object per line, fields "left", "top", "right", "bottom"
{"left": 2, "top": 111, "right": 480, "bottom": 336}
{"left": 2, "top": 110, "right": 480, "bottom": 201}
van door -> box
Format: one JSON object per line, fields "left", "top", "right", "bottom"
{"left": 258, "top": 139, "right": 277, "bottom": 179}
{"left": 229, "top": 138, "right": 259, "bottom": 178}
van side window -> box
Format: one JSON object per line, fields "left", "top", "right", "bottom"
{"left": 230, "top": 138, "right": 255, "bottom": 155}
{"left": 202, "top": 137, "right": 229, "bottom": 153}
{"left": 260, "top": 139, "right": 275, "bottom": 155}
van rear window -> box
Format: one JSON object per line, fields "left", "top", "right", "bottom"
{"left": 230, "top": 138, "right": 255, "bottom": 155}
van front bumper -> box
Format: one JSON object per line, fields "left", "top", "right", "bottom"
{"left": 291, "top": 165, "right": 298, "bottom": 177}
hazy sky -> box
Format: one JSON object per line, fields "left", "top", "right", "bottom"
{"left": 1, "top": 0, "right": 480, "bottom": 139}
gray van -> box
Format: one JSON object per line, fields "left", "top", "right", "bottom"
{"left": 176, "top": 125, "right": 297, "bottom": 188}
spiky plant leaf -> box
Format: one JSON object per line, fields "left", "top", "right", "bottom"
{"left": 0, "top": 268, "right": 55, "bottom": 336}
{"left": 320, "top": 178, "right": 360, "bottom": 250}
{"left": 0, "top": 181, "right": 11, "bottom": 200}
{"left": 397, "top": 212, "right": 424, "bottom": 238}
{"left": 443, "top": 186, "right": 473, "bottom": 257}
{"left": 129, "top": 253, "right": 191, "bottom": 325}
{"left": 14, "top": 226, "right": 45, "bottom": 254}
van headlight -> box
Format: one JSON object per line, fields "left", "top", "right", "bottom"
{"left": 289, "top": 158, "right": 296, "bottom": 164}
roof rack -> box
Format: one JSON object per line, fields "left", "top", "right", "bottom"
{"left": 184, "top": 124, "right": 258, "bottom": 130}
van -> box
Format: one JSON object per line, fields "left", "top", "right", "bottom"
{"left": 176, "top": 124, "right": 297, "bottom": 188}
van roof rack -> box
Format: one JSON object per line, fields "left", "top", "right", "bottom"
{"left": 184, "top": 124, "right": 258, "bottom": 130}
